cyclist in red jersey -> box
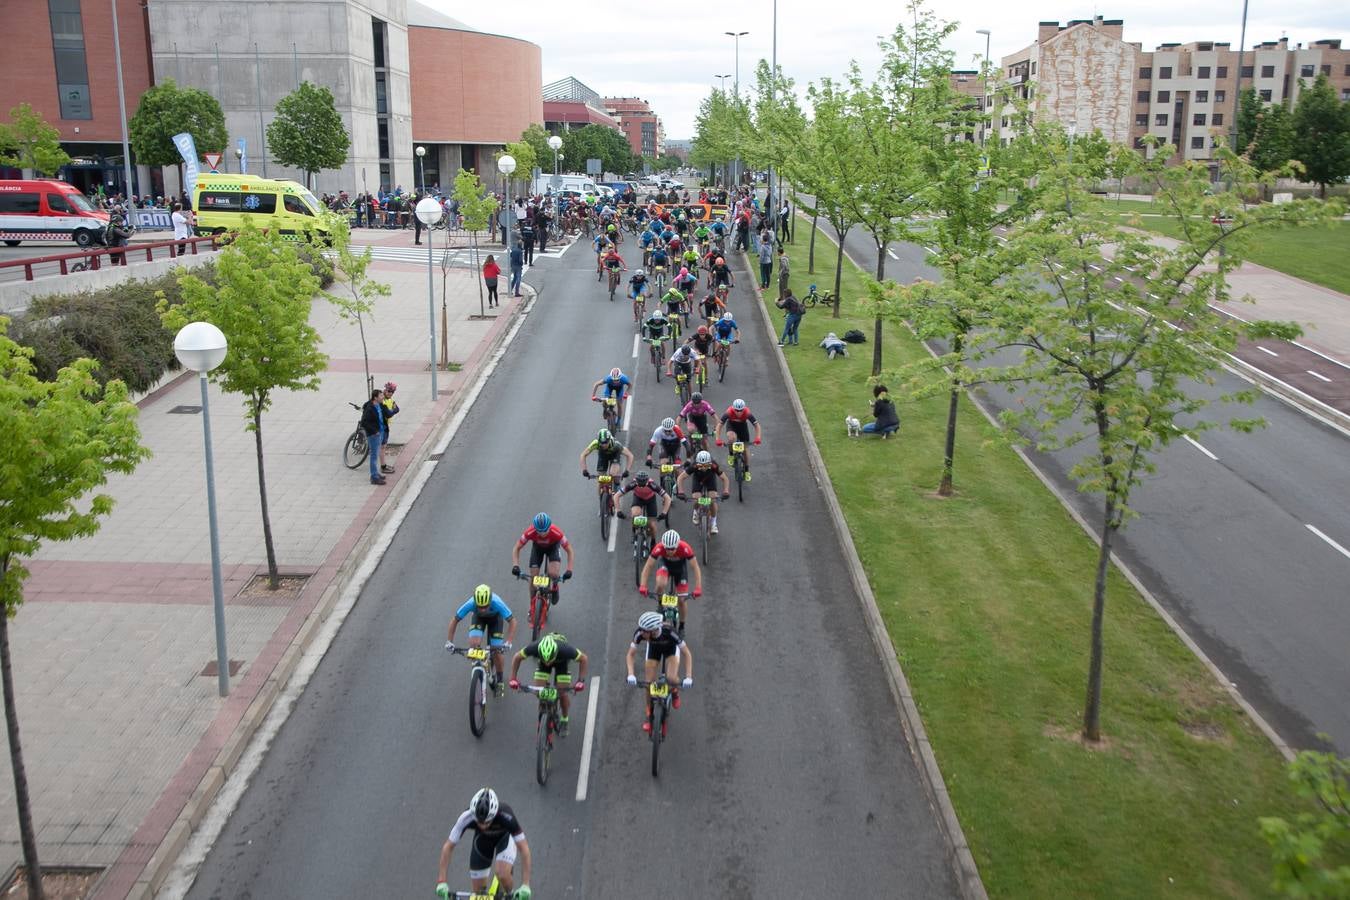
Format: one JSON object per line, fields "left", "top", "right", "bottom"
{"left": 715, "top": 398, "right": 762, "bottom": 481}
{"left": 510, "top": 512, "right": 574, "bottom": 602}
{"left": 616, "top": 470, "right": 673, "bottom": 541}
{"left": 637, "top": 529, "right": 703, "bottom": 633}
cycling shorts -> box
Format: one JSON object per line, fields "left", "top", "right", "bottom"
{"left": 468, "top": 612, "right": 506, "bottom": 645}
{"left": 726, "top": 420, "right": 751, "bottom": 443}
{"left": 689, "top": 472, "right": 719, "bottom": 494}
{"left": 685, "top": 415, "right": 710, "bottom": 438}
{"left": 658, "top": 557, "right": 689, "bottom": 584}
{"left": 529, "top": 543, "right": 562, "bottom": 567}
{"left": 630, "top": 493, "right": 660, "bottom": 520}
{"left": 468, "top": 833, "right": 516, "bottom": 879}
{"left": 671, "top": 360, "right": 694, "bottom": 378}
{"left": 531, "top": 664, "right": 573, "bottom": 686}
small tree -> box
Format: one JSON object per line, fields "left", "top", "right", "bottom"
{"left": 801, "top": 78, "right": 862, "bottom": 317}
{"left": 499, "top": 140, "right": 537, "bottom": 194}
{"left": 1260, "top": 749, "right": 1350, "bottom": 896}
{"left": 1292, "top": 75, "right": 1350, "bottom": 198}
{"left": 267, "top": 82, "right": 351, "bottom": 190}
{"left": 159, "top": 225, "right": 326, "bottom": 588}
{"left": 454, "top": 168, "right": 498, "bottom": 317}
{"left": 128, "top": 79, "right": 226, "bottom": 168}
{"left": 324, "top": 216, "right": 389, "bottom": 394}
{"left": 0, "top": 103, "right": 71, "bottom": 176}
{"left": 519, "top": 124, "right": 553, "bottom": 170}
{"left": 0, "top": 324, "right": 148, "bottom": 899}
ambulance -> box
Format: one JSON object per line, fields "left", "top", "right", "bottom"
{"left": 192, "top": 174, "right": 330, "bottom": 241}
{"left": 0, "top": 179, "right": 111, "bottom": 247}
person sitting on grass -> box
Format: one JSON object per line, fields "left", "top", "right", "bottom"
{"left": 862, "top": 384, "right": 899, "bottom": 438}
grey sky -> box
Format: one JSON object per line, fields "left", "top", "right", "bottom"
{"left": 428, "top": 0, "right": 1350, "bottom": 138}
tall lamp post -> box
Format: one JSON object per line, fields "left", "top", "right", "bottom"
{"left": 976, "top": 29, "right": 992, "bottom": 145}
{"left": 233, "top": 146, "right": 242, "bottom": 174}
{"left": 498, "top": 152, "right": 517, "bottom": 261}
{"left": 548, "top": 134, "right": 562, "bottom": 183}
{"left": 726, "top": 31, "right": 749, "bottom": 185}
{"left": 415, "top": 145, "right": 427, "bottom": 195}
{"left": 415, "top": 197, "right": 443, "bottom": 400}
{"left": 110, "top": 0, "right": 135, "bottom": 198}
{"left": 173, "top": 322, "right": 231, "bottom": 698}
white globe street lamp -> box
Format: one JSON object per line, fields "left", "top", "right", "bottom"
{"left": 415, "top": 196, "right": 444, "bottom": 399}
{"left": 498, "top": 153, "right": 517, "bottom": 257}
{"left": 415, "top": 144, "right": 427, "bottom": 194}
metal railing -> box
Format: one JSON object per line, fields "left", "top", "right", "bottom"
{"left": 0, "top": 235, "right": 222, "bottom": 282}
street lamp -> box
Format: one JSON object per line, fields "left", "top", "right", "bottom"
{"left": 233, "top": 146, "right": 242, "bottom": 174}
{"left": 976, "top": 29, "right": 992, "bottom": 145}
{"left": 415, "top": 145, "right": 426, "bottom": 195}
{"left": 173, "top": 322, "right": 230, "bottom": 698}
{"left": 415, "top": 197, "right": 443, "bottom": 400}
{"left": 497, "top": 153, "right": 517, "bottom": 266}
{"left": 548, "top": 134, "right": 562, "bottom": 187}
{"left": 725, "top": 31, "right": 749, "bottom": 187}
{"left": 714, "top": 74, "right": 732, "bottom": 93}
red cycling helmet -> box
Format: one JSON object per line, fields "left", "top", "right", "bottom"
{"left": 697, "top": 325, "right": 709, "bottom": 336}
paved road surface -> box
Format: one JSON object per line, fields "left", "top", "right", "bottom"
{"left": 183, "top": 239, "right": 960, "bottom": 898}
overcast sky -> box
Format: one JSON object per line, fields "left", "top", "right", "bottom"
{"left": 427, "top": 0, "right": 1350, "bottom": 138}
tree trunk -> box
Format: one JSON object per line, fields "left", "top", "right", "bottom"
{"left": 356, "top": 311, "right": 372, "bottom": 396}
{"left": 938, "top": 333, "right": 963, "bottom": 496}
{"left": 832, "top": 233, "right": 845, "bottom": 319}
{"left": 808, "top": 211, "right": 819, "bottom": 274}
{"left": 0, "top": 559, "right": 44, "bottom": 900}
{"left": 872, "top": 245, "right": 887, "bottom": 377}
{"left": 1082, "top": 493, "right": 1115, "bottom": 743}
{"left": 252, "top": 404, "right": 280, "bottom": 588}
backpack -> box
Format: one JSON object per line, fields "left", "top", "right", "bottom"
{"left": 843, "top": 329, "right": 866, "bottom": 343}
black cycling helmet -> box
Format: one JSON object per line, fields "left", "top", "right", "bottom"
{"left": 634, "top": 471, "right": 651, "bottom": 486}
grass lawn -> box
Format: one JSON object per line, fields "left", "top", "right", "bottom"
{"left": 758, "top": 226, "right": 1299, "bottom": 897}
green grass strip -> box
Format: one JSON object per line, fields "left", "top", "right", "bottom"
{"left": 759, "top": 225, "right": 1298, "bottom": 898}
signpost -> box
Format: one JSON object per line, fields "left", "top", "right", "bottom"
{"left": 586, "top": 158, "right": 602, "bottom": 176}
{"left": 204, "top": 152, "right": 223, "bottom": 173}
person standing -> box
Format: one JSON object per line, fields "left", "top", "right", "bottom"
{"left": 535, "top": 206, "right": 550, "bottom": 255}
{"left": 779, "top": 198, "right": 791, "bottom": 242}
{"left": 776, "top": 288, "right": 804, "bottom": 346}
{"left": 509, "top": 240, "right": 524, "bottom": 298}
{"left": 413, "top": 192, "right": 425, "bottom": 245}
{"left": 170, "top": 201, "right": 190, "bottom": 258}
{"left": 757, "top": 232, "right": 774, "bottom": 290}
{"left": 483, "top": 254, "right": 501, "bottom": 308}
{"left": 378, "top": 381, "right": 400, "bottom": 474}
{"left": 776, "top": 245, "right": 790, "bottom": 299}
{"left": 520, "top": 216, "right": 535, "bottom": 265}
{"left": 106, "top": 205, "right": 132, "bottom": 265}
{"left": 360, "top": 388, "right": 387, "bottom": 485}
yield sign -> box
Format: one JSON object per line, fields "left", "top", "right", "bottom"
{"left": 203, "top": 152, "right": 223, "bottom": 172}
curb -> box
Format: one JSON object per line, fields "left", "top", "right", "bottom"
{"left": 739, "top": 248, "right": 989, "bottom": 900}
{"left": 124, "top": 286, "right": 537, "bottom": 899}
{"left": 1219, "top": 351, "right": 1350, "bottom": 435}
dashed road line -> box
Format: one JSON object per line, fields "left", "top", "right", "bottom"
{"left": 1306, "top": 524, "right": 1350, "bottom": 561}
{"left": 575, "top": 676, "right": 601, "bottom": 801}
{"left": 1183, "top": 435, "right": 1218, "bottom": 460}
{"left": 1257, "top": 346, "right": 1279, "bottom": 357}
{"left": 1307, "top": 370, "right": 1333, "bottom": 383}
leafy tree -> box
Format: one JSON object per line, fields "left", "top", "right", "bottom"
{"left": 0, "top": 103, "right": 71, "bottom": 176}
{"left": 656, "top": 153, "right": 683, "bottom": 173}
{"left": 795, "top": 80, "right": 860, "bottom": 317}
{"left": 454, "top": 168, "right": 498, "bottom": 316}
{"left": 560, "top": 124, "right": 634, "bottom": 178}
{"left": 1234, "top": 89, "right": 1297, "bottom": 182}
{"left": 128, "top": 78, "right": 226, "bottom": 167}
{"left": 0, "top": 322, "right": 148, "bottom": 899}
{"left": 498, "top": 140, "right": 537, "bottom": 192}
{"left": 323, "top": 216, "right": 389, "bottom": 394}
{"left": 989, "top": 141, "right": 1339, "bottom": 743}
{"left": 1293, "top": 75, "right": 1350, "bottom": 198}
{"left": 691, "top": 90, "right": 748, "bottom": 185}
{"left": 519, "top": 124, "right": 553, "bottom": 171}
{"left": 159, "top": 225, "right": 326, "bottom": 588}
{"left": 267, "top": 82, "right": 351, "bottom": 189}
{"left": 1260, "top": 749, "right": 1350, "bottom": 897}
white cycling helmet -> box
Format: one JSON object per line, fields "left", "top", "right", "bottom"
{"left": 732, "top": 398, "right": 746, "bottom": 411}
{"left": 696, "top": 450, "right": 712, "bottom": 464}
{"left": 471, "top": 787, "right": 499, "bottom": 823}
{"left": 661, "top": 529, "right": 681, "bottom": 550}
{"left": 652, "top": 309, "right": 666, "bottom": 320}
{"left": 638, "top": 611, "right": 664, "bottom": 632}
{"left": 661, "top": 417, "right": 676, "bottom": 430}
{"left": 635, "top": 268, "right": 646, "bottom": 277}
{"left": 610, "top": 367, "right": 622, "bottom": 378}
{"left": 722, "top": 312, "right": 734, "bottom": 321}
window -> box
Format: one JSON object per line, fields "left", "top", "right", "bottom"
{"left": 1261, "top": 65, "right": 1275, "bottom": 77}
{"left": 1157, "top": 91, "right": 1170, "bottom": 103}
{"left": 1196, "top": 90, "right": 1209, "bottom": 102}
{"left": 377, "top": 120, "right": 390, "bottom": 158}
{"left": 48, "top": 0, "right": 90, "bottom": 119}
{"left": 1134, "top": 136, "right": 1147, "bottom": 148}
{"left": 1137, "top": 90, "right": 1150, "bottom": 103}
{"left": 1193, "top": 113, "right": 1207, "bottom": 125}
{"left": 1155, "top": 113, "right": 1169, "bottom": 126}
{"left": 375, "top": 71, "right": 387, "bottom": 115}
{"left": 1198, "top": 66, "right": 1211, "bottom": 78}
{"left": 198, "top": 191, "right": 277, "bottom": 214}
{"left": 371, "top": 18, "right": 386, "bottom": 68}
{"left": 1241, "top": 65, "right": 1254, "bottom": 78}
{"left": 1300, "top": 64, "right": 1315, "bottom": 77}
{"left": 1345, "top": 65, "right": 1350, "bottom": 76}
{"left": 1135, "top": 113, "right": 1148, "bottom": 126}
{"left": 1212, "top": 113, "right": 1224, "bottom": 126}
{"left": 1343, "top": 89, "right": 1350, "bottom": 101}
{"left": 1216, "top": 66, "right": 1228, "bottom": 78}
{"left": 1321, "top": 64, "right": 1331, "bottom": 76}
{"left": 283, "top": 195, "right": 312, "bottom": 216}
{"left": 1259, "top": 89, "right": 1272, "bottom": 101}
{"left": 1139, "top": 67, "right": 1152, "bottom": 79}
{"left": 46, "top": 193, "right": 70, "bottom": 213}
{"left": 1191, "top": 136, "right": 1205, "bottom": 149}
{"left": 1215, "top": 90, "right": 1226, "bottom": 103}
{"left": 0, "top": 192, "right": 41, "bottom": 214}
{"left": 1031, "top": 62, "right": 1037, "bottom": 74}
{"left": 1159, "top": 66, "right": 1172, "bottom": 79}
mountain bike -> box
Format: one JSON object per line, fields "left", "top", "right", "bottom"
{"left": 515, "top": 571, "right": 558, "bottom": 641}
{"left": 653, "top": 264, "right": 667, "bottom": 295}
{"left": 343, "top": 402, "right": 369, "bottom": 469}
{"left": 714, "top": 338, "right": 737, "bottom": 383}
{"left": 631, "top": 514, "right": 653, "bottom": 587}
{"left": 519, "top": 681, "right": 565, "bottom": 786}
{"left": 657, "top": 588, "right": 687, "bottom": 633}
{"left": 606, "top": 265, "right": 622, "bottom": 301}
{"left": 635, "top": 675, "right": 687, "bottom": 777}
{"left": 728, "top": 440, "right": 749, "bottom": 502}
{"left": 446, "top": 872, "right": 522, "bottom": 899}
{"left": 647, "top": 337, "right": 665, "bottom": 382}
{"left": 593, "top": 395, "right": 621, "bottom": 434}
{"left": 632, "top": 290, "right": 648, "bottom": 327}
{"left": 693, "top": 495, "right": 714, "bottom": 564}
{"left": 586, "top": 472, "right": 618, "bottom": 541}
{"left": 657, "top": 459, "right": 681, "bottom": 498}
{"left": 673, "top": 369, "right": 692, "bottom": 406}
{"left": 449, "top": 644, "right": 504, "bottom": 738}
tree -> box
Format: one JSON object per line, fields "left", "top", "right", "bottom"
{"left": 989, "top": 141, "right": 1338, "bottom": 743}
{"left": 799, "top": 78, "right": 862, "bottom": 317}
{"left": 454, "top": 168, "right": 498, "bottom": 317}
{"left": 519, "top": 124, "right": 553, "bottom": 171}
{"left": 1260, "top": 750, "right": 1350, "bottom": 896}
{"left": 0, "top": 103, "right": 71, "bottom": 176}
{"left": 159, "top": 225, "right": 326, "bottom": 588}
{"left": 267, "top": 82, "right": 351, "bottom": 189}
{"left": 128, "top": 79, "right": 226, "bottom": 167}
{"left": 498, "top": 140, "right": 537, "bottom": 193}
{"left": 0, "top": 323, "right": 148, "bottom": 899}
{"left": 1293, "top": 75, "right": 1350, "bottom": 198}
{"left": 324, "top": 216, "right": 389, "bottom": 394}
{"left": 691, "top": 90, "right": 747, "bottom": 185}
{"left": 559, "top": 124, "right": 634, "bottom": 178}
{"left": 1235, "top": 89, "right": 1297, "bottom": 182}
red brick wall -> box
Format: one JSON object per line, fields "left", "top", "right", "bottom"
{"left": 1, "top": 0, "right": 153, "bottom": 143}
{"left": 409, "top": 26, "right": 542, "bottom": 143}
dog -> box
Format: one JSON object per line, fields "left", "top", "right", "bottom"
{"left": 845, "top": 415, "right": 862, "bottom": 437}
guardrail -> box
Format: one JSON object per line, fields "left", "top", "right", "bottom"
{"left": 0, "top": 235, "right": 222, "bottom": 282}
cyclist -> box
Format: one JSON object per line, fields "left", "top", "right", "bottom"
{"left": 649, "top": 243, "right": 670, "bottom": 286}
{"left": 712, "top": 311, "right": 740, "bottom": 365}
{"left": 709, "top": 256, "right": 734, "bottom": 294}
{"left": 606, "top": 221, "right": 621, "bottom": 246}
{"left": 674, "top": 265, "right": 699, "bottom": 302}
{"left": 628, "top": 267, "right": 649, "bottom": 302}
{"left": 693, "top": 221, "right": 711, "bottom": 252}
{"left": 511, "top": 513, "right": 574, "bottom": 601}
{"left": 698, "top": 290, "right": 727, "bottom": 326}
{"left": 661, "top": 286, "right": 686, "bottom": 323}
{"left": 639, "top": 227, "right": 656, "bottom": 267}
{"left": 688, "top": 324, "right": 716, "bottom": 362}
{"left": 676, "top": 450, "right": 731, "bottom": 533}
{"left": 637, "top": 529, "right": 703, "bottom": 633}
{"left": 579, "top": 428, "right": 633, "bottom": 493}
{"left": 509, "top": 632, "right": 589, "bottom": 736}
{"left": 641, "top": 308, "right": 672, "bottom": 352}
{"left": 715, "top": 398, "right": 762, "bottom": 481}
{"left": 616, "top": 470, "right": 672, "bottom": 541}
{"left": 678, "top": 392, "right": 717, "bottom": 449}
{"left": 681, "top": 247, "right": 700, "bottom": 277}
{"left": 626, "top": 610, "right": 694, "bottom": 731}
{"left": 601, "top": 246, "right": 627, "bottom": 283}
{"left": 645, "top": 417, "right": 689, "bottom": 467}
{"left": 666, "top": 342, "right": 701, "bottom": 386}
{"left": 436, "top": 787, "right": 532, "bottom": 900}
{"left": 445, "top": 584, "right": 517, "bottom": 692}
{"left": 590, "top": 367, "right": 632, "bottom": 423}
{"left": 592, "top": 231, "right": 608, "bottom": 278}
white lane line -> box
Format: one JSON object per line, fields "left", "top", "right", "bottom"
{"left": 621, "top": 395, "right": 633, "bottom": 432}
{"left": 1183, "top": 435, "right": 1218, "bottom": 460}
{"left": 1307, "top": 370, "right": 1333, "bottom": 383}
{"left": 606, "top": 515, "right": 618, "bottom": 553}
{"left": 1089, "top": 264, "right": 1102, "bottom": 271}
{"left": 1306, "top": 524, "right": 1350, "bottom": 561}
{"left": 575, "top": 675, "right": 601, "bottom": 801}
{"left": 923, "top": 246, "right": 937, "bottom": 255}
{"left": 631, "top": 333, "right": 639, "bottom": 359}
{"left": 887, "top": 248, "right": 898, "bottom": 260}
{"left": 1257, "top": 346, "right": 1279, "bottom": 357}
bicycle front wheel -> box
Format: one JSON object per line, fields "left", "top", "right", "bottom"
{"left": 536, "top": 709, "right": 552, "bottom": 786}
{"left": 701, "top": 514, "right": 711, "bottom": 566}
{"left": 530, "top": 594, "right": 544, "bottom": 641}
{"left": 468, "top": 667, "right": 488, "bottom": 738}
{"left": 650, "top": 703, "right": 665, "bottom": 777}
{"left": 718, "top": 351, "right": 728, "bottom": 383}
{"left": 599, "top": 490, "right": 611, "bottom": 541}
{"left": 343, "top": 429, "right": 368, "bottom": 469}
{"left": 735, "top": 454, "right": 746, "bottom": 502}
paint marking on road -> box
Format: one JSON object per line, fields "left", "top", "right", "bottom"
{"left": 1257, "top": 346, "right": 1279, "bottom": 357}
{"left": 1307, "top": 369, "right": 1333, "bottom": 383}
{"left": 606, "top": 516, "right": 618, "bottom": 553}
{"left": 1088, "top": 264, "right": 1102, "bottom": 271}
{"left": 1183, "top": 435, "right": 1218, "bottom": 461}
{"left": 887, "top": 248, "right": 898, "bottom": 260}
{"left": 621, "top": 394, "right": 632, "bottom": 432}
{"left": 1123, "top": 265, "right": 1137, "bottom": 272}
{"left": 575, "top": 676, "right": 601, "bottom": 801}
{"left": 631, "top": 333, "right": 640, "bottom": 359}
{"left": 923, "top": 245, "right": 937, "bottom": 255}
{"left": 1306, "top": 524, "right": 1350, "bottom": 561}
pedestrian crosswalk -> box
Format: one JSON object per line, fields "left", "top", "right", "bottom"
{"left": 349, "top": 242, "right": 570, "bottom": 267}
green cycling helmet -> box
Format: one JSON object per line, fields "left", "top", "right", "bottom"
{"left": 537, "top": 634, "right": 559, "bottom": 664}
{"left": 474, "top": 584, "right": 492, "bottom": 607}
{"left": 597, "top": 428, "right": 613, "bottom": 443}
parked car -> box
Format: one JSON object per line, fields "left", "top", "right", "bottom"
{"left": 0, "top": 178, "right": 110, "bottom": 247}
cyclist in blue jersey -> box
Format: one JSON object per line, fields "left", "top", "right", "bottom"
{"left": 712, "top": 311, "right": 740, "bottom": 366}
{"left": 591, "top": 367, "right": 632, "bottom": 421}
{"left": 446, "top": 584, "right": 517, "bottom": 690}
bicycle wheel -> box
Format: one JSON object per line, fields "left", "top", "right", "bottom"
{"left": 530, "top": 594, "right": 543, "bottom": 641}
{"left": 634, "top": 531, "right": 649, "bottom": 587}
{"left": 651, "top": 346, "right": 663, "bottom": 382}
{"left": 650, "top": 702, "right": 665, "bottom": 777}
{"left": 735, "top": 453, "right": 746, "bottom": 502}
{"left": 468, "top": 667, "right": 488, "bottom": 738}
{"left": 536, "top": 709, "right": 552, "bottom": 786}
{"left": 599, "top": 490, "right": 611, "bottom": 541}
{"left": 700, "top": 514, "right": 710, "bottom": 566}
{"left": 343, "top": 429, "right": 368, "bottom": 469}
{"left": 718, "top": 348, "right": 728, "bottom": 383}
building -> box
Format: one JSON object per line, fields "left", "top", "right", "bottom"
{"left": 663, "top": 138, "right": 692, "bottom": 162}
{"left": 992, "top": 17, "right": 1350, "bottom": 169}
{"left": 542, "top": 76, "right": 621, "bottom": 133}
{"left": 603, "top": 97, "right": 664, "bottom": 159}
{"left": 948, "top": 70, "right": 986, "bottom": 143}
{"left": 1, "top": 0, "right": 541, "bottom": 197}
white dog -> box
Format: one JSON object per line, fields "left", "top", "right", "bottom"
{"left": 845, "top": 415, "right": 862, "bottom": 437}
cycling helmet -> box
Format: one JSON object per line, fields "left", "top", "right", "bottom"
{"left": 697, "top": 325, "right": 709, "bottom": 336}
{"left": 638, "top": 611, "right": 664, "bottom": 633}
{"left": 635, "top": 267, "right": 645, "bottom": 277}
{"left": 722, "top": 312, "right": 734, "bottom": 321}
{"left": 383, "top": 381, "right": 398, "bottom": 393}
{"left": 597, "top": 428, "right": 613, "bottom": 443}
{"left": 634, "top": 471, "right": 651, "bottom": 486}
{"left": 652, "top": 309, "right": 666, "bottom": 320}
{"left": 696, "top": 450, "right": 712, "bottom": 465}
{"left": 715, "top": 257, "right": 725, "bottom": 265}
{"left": 537, "top": 634, "right": 559, "bottom": 664}
{"left": 691, "top": 392, "right": 703, "bottom": 403}
{"left": 661, "top": 417, "right": 676, "bottom": 431}
{"left": 474, "top": 584, "right": 492, "bottom": 607}
{"left": 471, "top": 787, "right": 499, "bottom": 823}
{"left": 732, "top": 399, "right": 746, "bottom": 411}
{"left": 661, "top": 529, "right": 681, "bottom": 550}
{"left": 610, "top": 367, "right": 622, "bottom": 378}
{"left": 608, "top": 224, "right": 616, "bottom": 232}
{"left": 532, "top": 512, "right": 551, "bottom": 532}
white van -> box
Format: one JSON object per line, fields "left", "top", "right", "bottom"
{"left": 532, "top": 174, "right": 600, "bottom": 197}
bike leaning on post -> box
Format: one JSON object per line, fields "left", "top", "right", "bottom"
{"left": 343, "top": 401, "right": 369, "bottom": 468}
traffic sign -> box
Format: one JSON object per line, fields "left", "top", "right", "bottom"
{"left": 203, "top": 152, "right": 223, "bottom": 172}
{"left": 548, "top": 174, "right": 563, "bottom": 190}
{"left": 586, "top": 158, "right": 602, "bottom": 175}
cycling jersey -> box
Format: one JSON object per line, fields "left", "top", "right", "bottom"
{"left": 585, "top": 438, "right": 626, "bottom": 465}
{"left": 664, "top": 291, "right": 685, "bottom": 312}
{"left": 683, "top": 460, "right": 724, "bottom": 492}
{"left": 619, "top": 479, "right": 669, "bottom": 503}
{"left": 648, "top": 425, "right": 687, "bottom": 447}
{"left": 651, "top": 250, "right": 669, "bottom": 267}
{"left": 642, "top": 318, "right": 670, "bottom": 341}
{"left": 593, "top": 236, "right": 606, "bottom": 254}
{"left": 699, "top": 295, "right": 726, "bottom": 320}
{"left": 689, "top": 333, "right": 715, "bottom": 356}
{"left": 519, "top": 638, "right": 582, "bottom": 676}
{"left": 516, "top": 525, "right": 570, "bottom": 549}
{"left": 631, "top": 623, "right": 684, "bottom": 660}
{"left": 599, "top": 373, "right": 631, "bottom": 398}
{"left": 679, "top": 400, "right": 717, "bottom": 433}
{"left": 454, "top": 595, "right": 513, "bottom": 622}
{"left": 710, "top": 264, "right": 733, "bottom": 285}
{"left": 603, "top": 253, "right": 624, "bottom": 270}
{"left": 448, "top": 806, "right": 526, "bottom": 866}
{"left": 629, "top": 275, "right": 649, "bottom": 295}
{"left": 713, "top": 318, "right": 739, "bottom": 339}
{"left": 711, "top": 221, "right": 727, "bottom": 236}
{"left": 669, "top": 348, "right": 697, "bottom": 370}
{"left": 649, "top": 540, "right": 696, "bottom": 582}
{"left": 640, "top": 231, "right": 654, "bottom": 247}
{"left": 721, "top": 406, "right": 757, "bottom": 442}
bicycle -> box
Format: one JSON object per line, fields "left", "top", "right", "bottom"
{"left": 518, "top": 681, "right": 565, "bottom": 786}
{"left": 629, "top": 512, "right": 664, "bottom": 586}
{"left": 803, "top": 283, "right": 836, "bottom": 309}
{"left": 657, "top": 458, "right": 681, "bottom": 498}
{"left": 343, "top": 402, "right": 369, "bottom": 469}
{"left": 657, "top": 590, "right": 685, "bottom": 632}
{"left": 449, "top": 645, "right": 505, "bottom": 739}
{"left": 691, "top": 493, "right": 715, "bottom": 564}
{"left": 606, "top": 265, "right": 622, "bottom": 301}
{"left": 714, "top": 338, "right": 737, "bottom": 383}
{"left": 647, "top": 337, "right": 665, "bottom": 383}
{"left": 515, "top": 571, "right": 558, "bottom": 641}
{"left": 445, "top": 872, "right": 522, "bottom": 899}
{"left": 673, "top": 369, "right": 692, "bottom": 407}
{"left": 593, "top": 395, "right": 621, "bottom": 434}
{"left": 635, "top": 675, "right": 687, "bottom": 777}
{"left": 727, "top": 440, "right": 749, "bottom": 502}
{"left": 631, "top": 290, "right": 649, "bottom": 328}
{"left": 585, "top": 472, "right": 618, "bottom": 541}
{"left": 652, "top": 264, "right": 667, "bottom": 296}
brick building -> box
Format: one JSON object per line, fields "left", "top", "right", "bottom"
{"left": 603, "top": 97, "right": 664, "bottom": 159}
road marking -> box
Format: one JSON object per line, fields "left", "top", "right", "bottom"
{"left": 923, "top": 246, "right": 937, "bottom": 255}
{"left": 575, "top": 676, "right": 601, "bottom": 801}
{"left": 631, "top": 333, "right": 639, "bottom": 359}
{"left": 607, "top": 515, "right": 618, "bottom": 553}
{"left": 887, "top": 248, "right": 898, "bottom": 260}
{"left": 1183, "top": 435, "right": 1218, "bottom": 460}
{"left": 1306, "top": 524, "right": 1350, "bottom": 561}
{"left": 621, "top": 394, "right": 632, "bottom": 432}
{"left": 1307, "top": 370, "right": 1332, "bottom": 383}
{"left": 1089, "top": 264, "right": 1102, "bottom": 271}
{"left": 1257, "top": 346, "right": 1279, "bottom": 357}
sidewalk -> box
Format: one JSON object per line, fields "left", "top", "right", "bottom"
{"left": 0, "top": 241, "right": 553, "bottom": 897}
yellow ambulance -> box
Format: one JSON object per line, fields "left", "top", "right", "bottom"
{"left": 192, "top": 174, "right": 330, "bottom": 242}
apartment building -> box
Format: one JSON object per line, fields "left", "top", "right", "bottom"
{"left": 603, "top": 97, "right": 664, "bottom": 159}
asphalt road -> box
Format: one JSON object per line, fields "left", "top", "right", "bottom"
{"left": 183, "top": 235, "right": 960, "bottom": 898}
{"left": 810, "top": 215, "right": 1350, "bottom": 752}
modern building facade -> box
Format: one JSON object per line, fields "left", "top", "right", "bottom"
{"left": 542, "top": 76, "right": 620, "bottom": 133}
{"left": 603, "top": 97, "right": 664, "bottom": 159}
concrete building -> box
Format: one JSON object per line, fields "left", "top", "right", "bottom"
{"left": 603, "top": 97, "right": 664, "bottom": 158}
{"left": 663, "top": 138, "right": 692, "bottom": 162}
{"left": 542, "top": 76, "right": 621, "bottom": 133}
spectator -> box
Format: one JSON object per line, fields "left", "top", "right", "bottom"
{"left": 170, "top": 201, "right": 190, "bottom": 257}
{"left": 509, "top": 240, "right": 524, "bottom": 297}
{"left": 758, "top": 232, "right": 774, "bottom": 290}
{"left": 106, "top": 205, "right": 132, "bottom": 266}
{"left": 779, "top": 199, "right": 791, "bottom": 242}
{"left": 776, "top": 245, "right": 790, "bottom": 299}
{"left": 413, "top": 192, "right": 425, "bottom": 245}
{"left": 862, "top": 385, "right": 900, "bottom": 438}
{"left": 520, "top": 215, "right": 535, "bottom": 265}
{"left": 535, "top": 207, "right": 550, "bottom": 255}
{"left": 775, "top": 288, "right": 804, "bottom": 346}
{"left": 483, "top": 254, "right": 501, "bottom": 308}
{"left": 360, "top": 388, "right": 387, "bottom": 484}
{"left": 378, "top": 381, "right": 399, "bottom": 474}
{"left": 820, "top": 332, "right": 848, "bottom": 359}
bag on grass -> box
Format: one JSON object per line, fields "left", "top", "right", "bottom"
{"left": 843, "top": 329, "right": 866, "bottom": 343}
